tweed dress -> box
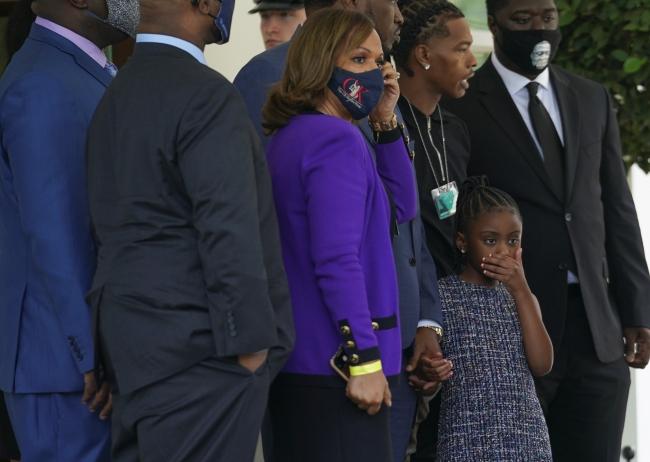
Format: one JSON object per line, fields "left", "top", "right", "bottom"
{"left": 436, "top": 275, "right": 552, "bottom": 461}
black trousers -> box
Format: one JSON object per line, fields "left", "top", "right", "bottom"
{"left": 110, "top": 355, "right": 270, "bottom": 462}
{"left": 269, "top": 379, "right": 393, "bottom": 462}
{"left": 534, "top": 284, "right": 630, "bottom": 462}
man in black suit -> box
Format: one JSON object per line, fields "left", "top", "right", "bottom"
{"left": 85, "top": 0, "right": 294, "bottom": 459}
{"left": 443, "top": 0, "right": 650, "bottom": 460}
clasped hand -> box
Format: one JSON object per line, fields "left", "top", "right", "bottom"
{"left": 406, "top": 327, "right": 452, "bottom": 396}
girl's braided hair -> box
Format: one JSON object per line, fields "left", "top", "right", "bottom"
{"left": 391, "top": 0, "right": 465, "bottom": 77}
{"left": 453, "top": 176, "right": 522, "bottom": 273}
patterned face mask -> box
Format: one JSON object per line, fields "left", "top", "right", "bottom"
{"left": 84, "top": 0, "right": 140, "bottom": 38}
{"left": 326, "top": 67, "right": 385, "bottom": 120}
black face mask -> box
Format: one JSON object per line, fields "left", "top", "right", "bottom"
{"left": 496, "top": 23, "right": 562, "bottom": 76}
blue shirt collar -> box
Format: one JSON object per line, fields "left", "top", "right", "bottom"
{"left": 136, "top": 34, "right": 207, "bottom": 65}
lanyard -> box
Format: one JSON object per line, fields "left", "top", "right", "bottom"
{"left": 405, "top": 98, "right": 450, "bottom": 190}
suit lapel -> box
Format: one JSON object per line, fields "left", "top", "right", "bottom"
{"left": 72, "top": 48, "right": 113, "bottom": 88}
{"left": 477, "top": 59, "right": 561, "bottom": 204}
{"left": 30, "top": 24, "right": 112, "bottom": 88}
{"left": 550, "top": 66, "right": 580, "bottom": 202}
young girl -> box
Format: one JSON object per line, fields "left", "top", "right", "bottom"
{"left": 436, "top": 176, "right": 553, "bottom": 461}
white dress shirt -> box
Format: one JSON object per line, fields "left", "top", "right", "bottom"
{"left": 491, "top": 53, "right": 578, "bottom": 283}
{"left": 491, "top": 52, "right": 564, "bottom": 158}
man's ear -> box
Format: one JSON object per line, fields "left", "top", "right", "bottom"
{"left": 414, "top": 44, "right": 430, "bottom": 69}
{"left": 195, "top": 0, "right": 214, "bottom": 15}
{"left": 456, "top": 232, "right": 466, "bottom": 253}
{"left": 340, "top": 0, "right": 362, "bottom": 11}
{"left": 68, "top": 0, "right": 89, "bottom": 10}
{"left": 487, "top": 15, "right": 498, "bottom": 37}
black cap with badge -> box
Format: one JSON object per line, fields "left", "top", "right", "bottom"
{"left": 249, "top": 0, "right": 305, "bottom": 14}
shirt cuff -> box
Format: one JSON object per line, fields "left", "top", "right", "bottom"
{"left": 417, "top": 319, "right": 442, "bottom": 329}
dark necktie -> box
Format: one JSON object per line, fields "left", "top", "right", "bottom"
{"left": 526, "top": 82, "right": 564, "bottom": 200}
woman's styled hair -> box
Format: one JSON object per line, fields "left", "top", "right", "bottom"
{"left": 262, "top": 8, "right": 376, "bottom": 134}
{"left": 453, "top": 176, "right": 522, "bottom": 273}
{"left": 390, "top": 0, "right": 464, "bottom": 77}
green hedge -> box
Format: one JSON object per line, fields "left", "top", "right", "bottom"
{"left": 555, "top": 0, "right": 650, "bottom": 171}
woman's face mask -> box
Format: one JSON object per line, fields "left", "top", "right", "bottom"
{"left": 327, "top": 67, "right": 384, "bottom": 120}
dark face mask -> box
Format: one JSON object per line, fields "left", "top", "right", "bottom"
{"left": 327, "top": 67, "right": 384, "bottom": 120}
{"left": 496, "top": 23, "right": 562, "bottom": 76}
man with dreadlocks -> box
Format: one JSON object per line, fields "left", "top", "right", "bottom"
{"left": 443, "top": 0, "right": 650, "bottom": 460}
{"left": 389, "top": 2, "right": 478, "bottom": 459}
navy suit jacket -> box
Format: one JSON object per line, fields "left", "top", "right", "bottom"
{"left": 234, "top": 40, "right": 442, "bottom": 349}
{"left": 0, "top": 24, "right": 112, "bottom": 393}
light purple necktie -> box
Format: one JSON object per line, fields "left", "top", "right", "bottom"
{"left": 104, "top": 60, "right": 118, "bottom": 77}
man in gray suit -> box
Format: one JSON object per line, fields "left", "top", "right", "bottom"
{"left": 235, "top": 1, "right": 446, "bottom": 459}
{"left": 85, "top": 0, "right": 294, "bottom": 459}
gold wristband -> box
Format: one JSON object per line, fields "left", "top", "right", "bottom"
{"left": 349, "top": 360, "right": 383, "bottom": 376}
{"left": 421, "top": 325, "right": 443, "bottom": 344}
{"left": 368, "top": 113, "right": 398, "bottom": 132}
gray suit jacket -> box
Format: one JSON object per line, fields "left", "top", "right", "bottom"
{"left": 86, "top": 43, "right": 295, "bottom": 394}
{"left": 235, "top": 41, "right": 442, "bottom": 350}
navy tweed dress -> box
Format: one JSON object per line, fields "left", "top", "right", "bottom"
{"left": 436, "top": 275, "right": 552, "bottom": 461}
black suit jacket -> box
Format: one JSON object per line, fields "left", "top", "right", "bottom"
{"left": 85, "top": 43, "right": 294, "bottom": 394}
{"left": 443, "top": 57, "right": 650, "bottom": 363}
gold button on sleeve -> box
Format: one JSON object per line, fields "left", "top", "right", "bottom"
{"left": 349, "top": 354, "right": 359, "bottom": 364}
{"left": 340, "top": 326, "right": 351, "bottom": 335}
{"left": 345, "top": 341, "right": 356, "bottom": 349}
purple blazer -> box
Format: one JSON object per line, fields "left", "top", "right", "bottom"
{"left": 266, "top": 114, "right": 417, "bottom": 386}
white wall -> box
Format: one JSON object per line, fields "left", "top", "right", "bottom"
{"left": 205, "top": 0, "right": 265, "bottom": 82}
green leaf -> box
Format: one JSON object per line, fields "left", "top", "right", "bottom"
{"left": 624, "top": 57, "right": 648, "bottom": 73}
{"left": 560, "top": 10, "right": 578, "bottom": 26}
{"left": 623, "top": 23, "right": 639, "bottom": 31}
{"left": 612, "top": 49, "right": 629, "bottom": 61}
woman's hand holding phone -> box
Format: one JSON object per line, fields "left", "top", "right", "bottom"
{"left": 345, "top": 362, "right": 392, "bottom": 415}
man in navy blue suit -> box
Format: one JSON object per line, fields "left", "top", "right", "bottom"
{"left": 235, "top": 1, "right": 448, "bottom": 460}
{"left": 0, "top": 0, "right": 138, "bottom": 459}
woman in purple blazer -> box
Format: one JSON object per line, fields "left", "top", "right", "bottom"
{"left": 262, "top": 8, "right": 417, "bottom": 461}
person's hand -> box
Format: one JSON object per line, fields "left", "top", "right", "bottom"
{"left": 623, "top": 327, "right": 650, "bottom": 368}
{"left": 406, "top": 327, "right": 452, "bottom": 381}
{"left": 407, "top": 351, "right": 452, "bottom": 395}
{"left": 346, "top": 363, "right": 391, "bottom": 415}
{"left": 82, "top": 371, "right": 112, "bottom": 420}
{"left": 407, "top": 374, "right": 441, "bottom": 397}
{"left": 237, "top": 349, "right": 269, "bottom": 373}
{"left": 481, "top": 249, "right": 530, "bottom": 297}
{"left": 368, "top": 62, "right": 400, "bottom": 124}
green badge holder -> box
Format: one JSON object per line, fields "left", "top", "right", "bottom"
{"left": 432, "top": 181, "right": 458, "bottom": 220}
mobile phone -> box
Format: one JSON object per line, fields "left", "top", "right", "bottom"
{"left": 330, "top": 345, "right": 350, "bottom": 382}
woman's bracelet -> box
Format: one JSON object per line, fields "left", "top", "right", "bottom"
{"left": 368, "top": 113, "right": 398, "bottom": 132}
{"left": 349, "top": 360, "right": 383, "bottom": 376}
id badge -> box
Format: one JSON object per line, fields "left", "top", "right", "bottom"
{"left": 431, "top": 181, "right": 458, "bottom": 220}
